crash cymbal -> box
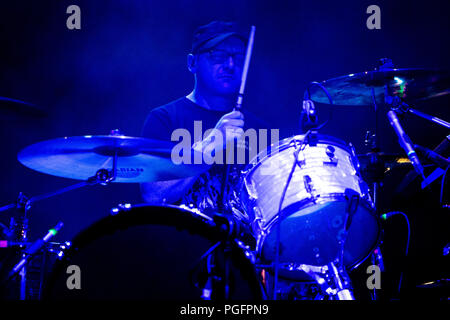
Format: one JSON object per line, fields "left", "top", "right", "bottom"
{"left": 0, "top": 96, "right": 46, "bottom": 118}
{"left": 310, "top": 68, "right": 450, "bottom": 106}
{"left": 18, "top": 134, "right": 208, "bottom": 183}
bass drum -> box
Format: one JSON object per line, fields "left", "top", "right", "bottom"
{"left": 43, "top": 204, "right": 265, "bottom": 300}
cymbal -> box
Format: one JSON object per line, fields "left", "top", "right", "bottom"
{"left": 310, "top": 68, "right": 450, "bottom": 106}
{"left": 18, "top": 135, "right": 209, "bottom": 183}
{"left": 0, "top": 96, "right": 46, "bottom": 118}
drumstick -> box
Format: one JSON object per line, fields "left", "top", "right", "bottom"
{"left": 235, "top": 25, "right": 256, "bottom": 111}
{"left": 221, "top": 26, "right": 255, "bottom": 213}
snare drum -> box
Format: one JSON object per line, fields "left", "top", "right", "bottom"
{"left": 44, "top": 204, "right": 264, "bottom": 300}
{"left": 237, "top": 134, "right": 380, "bottom": 278}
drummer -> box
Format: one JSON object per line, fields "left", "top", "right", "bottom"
{"left": 140, "top": 21, "right": 270, "bottom": 214}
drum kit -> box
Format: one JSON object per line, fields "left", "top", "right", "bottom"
{"left": 0, "top": 59, "right": 449, "bottom": 300}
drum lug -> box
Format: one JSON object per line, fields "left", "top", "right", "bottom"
{"left": 303, "top": 175, "right": 317, "bottom": 201}
{"left": 323, "top": 145, "right": 339, "bottom": 167}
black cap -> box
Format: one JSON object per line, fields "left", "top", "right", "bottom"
{"left": 191, "top": 21, "right": 247, "bottom": 53}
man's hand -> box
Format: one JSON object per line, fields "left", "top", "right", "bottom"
{"left": 191, "top": 110, "right": 246, "bottom": 164}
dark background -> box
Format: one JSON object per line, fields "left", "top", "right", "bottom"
{"left": 0, "top": 0, "right": 448, "bottom": 300}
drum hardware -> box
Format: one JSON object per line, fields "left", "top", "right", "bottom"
{"left": 4, "top": 56, "right": 449, "bottom": 300}
{"left": 443, "top": 243, "right": 450, "bottom": 256}
{"left": 279, "top": 261, "right": 355, "bottom": 300}
{"left": 192, "top": 240, "right": 258, "bottom": 300}
{"left": 43, "top": 204, "right": 265, "bottom": 300}
{"left": 309, "top": 67, "right": 450, "bottom": 106}
{"left": 272, "top": 132, "right": 311, "bottom": 299}
{"left": 302, "top": 81, "right": 334, "bottom": 132}
{"left": 293, "top": 188, "right": 361, "bottom": 300}
{"left": 339, "top": 188, "right": 360, "bottom": 259}
{"left": 6, "top": 222, "right": 63, "bottom": 281}
{"left": 309, "top": 59, "right": 450, "bottom": 186}
{"left": 0, "top": 222, "right": 65, "bottom": 300}
{"left": 212, "top": 213, "right": 245, "bottom": 299}
{"left": 238, "top": 131, "right": 380, "bottom": 290}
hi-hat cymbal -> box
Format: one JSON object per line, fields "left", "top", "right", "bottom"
{"left": 310, "top": 68, "right": 450, "bottom": 106}
{"left": 18, "top": 135, "right": 209, "bottom": 183}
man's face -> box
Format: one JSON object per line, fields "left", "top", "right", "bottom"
{"left": 194, "top": 36, "right": 246, "bottom": 96}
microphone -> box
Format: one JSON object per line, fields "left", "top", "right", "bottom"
{"left": 414, "top": 144, "right": 450, "bottom": 169}
{"left": 387, "top": 110, "right": 425, "bottom": 179}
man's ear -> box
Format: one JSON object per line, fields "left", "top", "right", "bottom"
{"left": 187, "top": 53, "right": 197, "bottom": 73}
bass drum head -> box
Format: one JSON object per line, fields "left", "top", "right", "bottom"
{"left": 43, "top": 205, "right": 264, "bottom": 300}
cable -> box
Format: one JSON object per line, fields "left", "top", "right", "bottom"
{"left": 381, "top": 211, "right": 411, "bottom": 296}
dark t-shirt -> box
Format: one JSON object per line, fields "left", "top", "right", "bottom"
{"left": 142, "top": 97, "right": 271, "bottom": 214}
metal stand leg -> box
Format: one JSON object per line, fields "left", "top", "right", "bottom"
{"left": 283, "top": 261, "right": 355, "bottom": 300}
